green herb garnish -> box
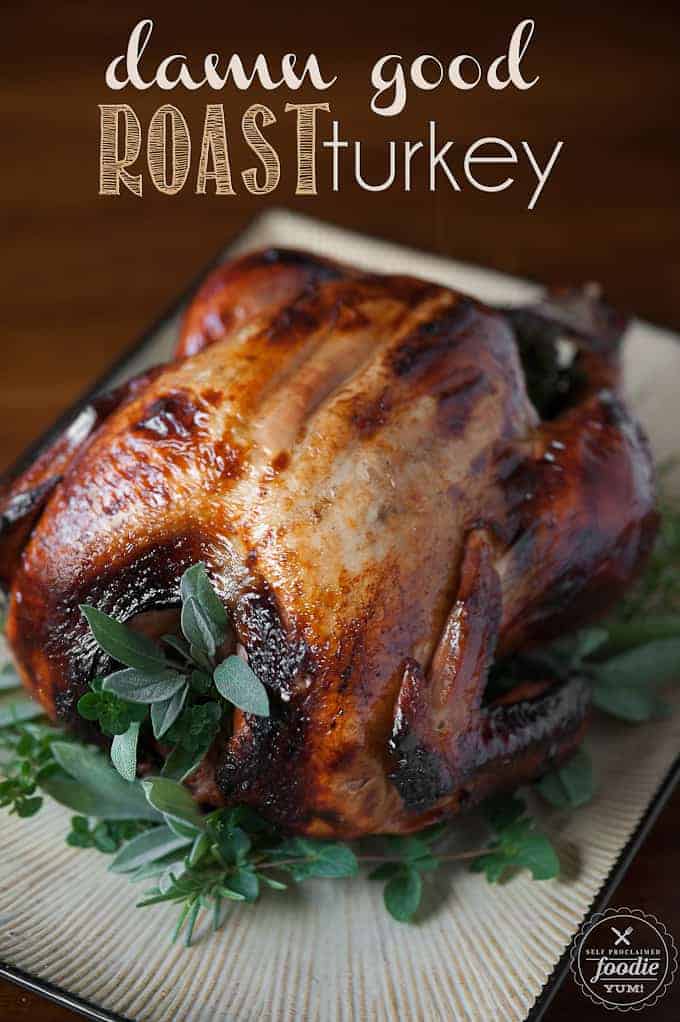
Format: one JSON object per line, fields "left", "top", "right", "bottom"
{"left": 77, "top": 563, "right": 269, "bottom": 781}
{"left": 0, "top": 721, "right": 61, "bottom": 817}
{"left": 0, "top": 492, "right": 678, "bottom": 943}
{"left": 470, "top": 796, "right": 560, "bottom": 884}
{"left": 66, "top": 816, "right": 148, "bottom": 853}
{"left": 536, "top": 747, "right": 594, "bottom": 809}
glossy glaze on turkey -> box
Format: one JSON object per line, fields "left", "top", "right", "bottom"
{"left": 0, "top": 249, "right": 657, "bottom": 837}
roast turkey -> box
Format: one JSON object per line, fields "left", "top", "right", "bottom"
{"left": 0, "top": 249, "right": 657, "bottom": 837}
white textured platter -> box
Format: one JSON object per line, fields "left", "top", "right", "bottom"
{"left": 1, "top": 210, "right": 679, "bottom": 1022}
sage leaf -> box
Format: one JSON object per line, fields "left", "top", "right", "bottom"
{"left": 161, "top": 634, "right": 192, "bottom": 661}
{"left": 180, "top": 564, "right": 229, "bottom": 645}
{"left": 596, "top": 639, "right": 680, "bottom": 688}
{"left": 40, "top": 770, "right": 115, "bottom": 818}
{"left": 188, "top": 832, "right": 211, "bottom": 867}
{"left": 161, "top": 741, "right": 209, "bottom": 783}
{"left": 384, "top": 866, "right": 422, "bottom": 922}
{"left": 0, "top": 665, "right": 22, "bottom": 692}
{"left": 189, "top": 645, "right": 213, "bottom": 672}
{"left": 111, "top": 721, "right": 141, "bottom": 782}
{"left": 142, "top": 776, "right": 205, "bottom": 831}
{"left": 47, "top": 742, "right": 161, "bottom": 821}
{"left": 156, "top": 860, "right": 188, "bottom": 891}
{"left": 225, "top": 866, "right": 259, "bottom": 902}
{"left": 550, "top": 628, "right": 609, "bottom": 667}
{"left": 151, "top": 685, "right": 188, "bottom": 739}
{"left": 181, "top": 597, "right": 216, "bottom": 659}
{"left": 165, "top": 816, "right": 202, "bottom": 839}
{"left": 102, "top": 668, "right": 186, "bottom": 704}
{"left": 80, "top": 606, "right": 170, "bottom": 673}
{"left": 213, "top": 656, "right": 269, "bottom": 717}
{"left": 536, "top": 747, "right": 594, "bottom": 809}
{"left": 572, "top": 628, "right": 610, "bottom": 660}
{"left": 110, "top": 825, "right": 191, "bottom": 873}
{"left": 592, "top": 685, "right": 668, "bottom": 723}
{"left": 259, "top": 874, "right": 287, "bottom": 891}
{"left": 591, "top": 638, "right": 680, "bottom": 722}
{"left": 599, "top": 616, "right": 680, "bottom": 656}
{"left": 0, "top": 696, "right": 44, "bottom": 727}
{"left": 127, "top": 857, "right": 186, "bottom": 885}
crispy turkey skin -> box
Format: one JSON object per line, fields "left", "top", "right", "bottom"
{"left": 0, "top": 249, "right": 657, "bottom": 837}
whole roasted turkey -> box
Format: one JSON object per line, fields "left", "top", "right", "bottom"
{"left": 0, "top": 249, "right": 657, "bottom": 837}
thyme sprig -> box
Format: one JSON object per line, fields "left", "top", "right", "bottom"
{"left": 0, "top": 720, "right": 61, "bottom": 817}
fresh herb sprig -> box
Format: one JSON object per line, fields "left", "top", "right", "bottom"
{"left": 124, "top": 776, "right": 560, "bottom": 938}
{"left": 490, "top": 615, "right": 680, "bottom": 730}
{"left": 0, "top": 495, "right": 679, "bottom": 941}
{"left": 535, "top": 747, "right": 594, "bottom": 810}
{"left": 66, "top": 816, "right": 148, "bottom": 853}
{"left": 470, "top": 795, "right": 560, "bottom": 883}
{"left": 77, "top": 563, "right": 269, "bottom": 782}
{"left": 0, "top": 711, "right": 561, "bottom": 936}
{"left": 0, "top": 720, "right": 61, "bottom": 817}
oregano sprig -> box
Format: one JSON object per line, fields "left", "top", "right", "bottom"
{"left": 536, "top": 747, "right": 594, "bottom": 810}
{"left": 470, "top": 795, "right": 560, "bottom": 884}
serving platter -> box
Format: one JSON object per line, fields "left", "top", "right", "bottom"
{"left": 1, "top": 209, "right": 679, "bottom": 1022}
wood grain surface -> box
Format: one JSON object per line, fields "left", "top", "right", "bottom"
{"left": 1, "top": 1, "right": 679, "bottom": 1019}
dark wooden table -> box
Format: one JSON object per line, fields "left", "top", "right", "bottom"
{"left": 2, "top": 1, "right": 679, "bottom": 1018}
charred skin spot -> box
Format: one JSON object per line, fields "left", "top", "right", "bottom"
{"left": 349, "top": 390, "right": 393, "bottom": 436}
{"left": 232, "top": 582, "right": 312, "bottom": 695}
{"left": 473, "top": 676, "right": 591, "bottom": 766}
{"left": 264, "top": 278, "right": 368, "bottom": 346}
{"left": 390, "top": 301, "right": 474, "bottom": 378}
{"left": 271, "top": 450, "right": 290, "bottom": 473}
{"left": 388, "top": 729, "right": 454, "bottom": 812}
{"left": 134, "top": 392, "right": 203, "bottom": 440}
{"left": 132, "top": 391, "right": 243, "bottom": 479}
{"left": 436, "top": 369, "right": 492, "bottom": 434}
{"left": 266, "top": 301, "right": 322, "bottom": 345}
{"left": 216, "top": 704, "right": 314, "bottom": 831}
{"left": 202, "top": 388, "right": 223, "bottom": 406}
{"left": 92, "top": 367, "right": 167, "bottom": 420}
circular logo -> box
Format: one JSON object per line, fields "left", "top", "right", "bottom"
{"left": 570, "top": 907, "right": 677, "bottom": 1011}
